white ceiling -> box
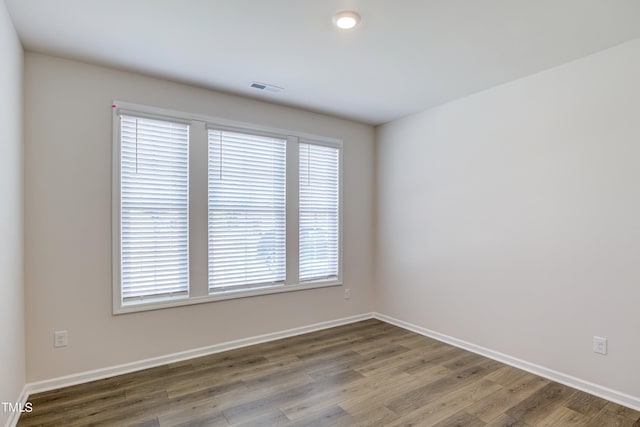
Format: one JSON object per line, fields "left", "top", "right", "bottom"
{"left": 6, "top": 0, "right": 640, "bottom": 125}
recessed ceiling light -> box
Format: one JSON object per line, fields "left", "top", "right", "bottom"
{"left": 333, "top": 11, "right": 361, "bottom": 30}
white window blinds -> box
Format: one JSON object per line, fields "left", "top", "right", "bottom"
{"left": 299, "top": 143, "right": 340, "bottom": 282}
{"left": 208, "top": 129, "right": 286, "bottom": 292}
{"left": 120, "top": 115, "right": 190, "bottom": 304}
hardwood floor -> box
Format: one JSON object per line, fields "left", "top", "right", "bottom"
{"left": 17, "top": 319, "right": 640, "bottom": 426}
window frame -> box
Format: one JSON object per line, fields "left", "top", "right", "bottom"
{"left": 112, "top": 101, "right": 343, "bottom": 314}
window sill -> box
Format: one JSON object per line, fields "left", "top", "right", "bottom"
{"left": 113, "top": 280, "right": 343, "bottom": 315}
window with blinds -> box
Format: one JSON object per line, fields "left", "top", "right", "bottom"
{"left": 208, "top": 129, "right": 287, "bottom": 292}
{"left": 120, "top": 115, "right": 190, "bottom": 304}
{"left": 114, "top": 102, "right": 343, "bottom": 312}
{"left": 299, "top": 143, "right": 340, "bottom": 282}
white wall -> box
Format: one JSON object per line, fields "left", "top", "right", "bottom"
{"left": 376, "top": 38, "right": 640, "bottom": 400}
{"left": 0, "top": 0, "right": 24, "bottom": 424}
{"left": 24, "top": 53, "right": 375, "bottom": 382}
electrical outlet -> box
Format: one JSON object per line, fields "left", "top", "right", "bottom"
{"left": 593, "top": 336, "right": 607, "bottom": 355}
{"left": 54, "top": 330, "right": 68, "bottom": 348}
{"left": 344, "top": 288, "right": 351, "bottom": 299}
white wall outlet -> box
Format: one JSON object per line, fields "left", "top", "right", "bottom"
{"left": 54, "top": 330, "right": 68, "bottom": 348}
{"left": 593, "top": 336, "right": 607, "bottom": 355}
{"left": 344, "top": 288, "right": 351, "bottom": 299}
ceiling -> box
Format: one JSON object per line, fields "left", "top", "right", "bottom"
{"left": 6, "top": 0, "right": 640, "bottom": 125}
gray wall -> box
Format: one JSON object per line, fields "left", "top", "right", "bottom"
{"left": 376, "top": 38, "right": 640, "bottom": 399}
{"left": 0, "top": 0, "right": 24, "bottom": 424}
{"left": 24, "top": 53, "right": 376, "bottom": 382}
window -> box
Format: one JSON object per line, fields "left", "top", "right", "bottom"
{"left": 113, "top": 102, "right": 342, "bottom": 313}
{"left": 208, "top": 130, "right": 286, "bottom": 293}
{"left": 118, "top": 115, "right": 190, "bottom": 305}
{"left": 299, "top": 143, "right": 340, "bottom": 282}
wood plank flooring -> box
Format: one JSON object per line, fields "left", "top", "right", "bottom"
{"left": 17, "top": 319, "right": 640, "bottom": 426}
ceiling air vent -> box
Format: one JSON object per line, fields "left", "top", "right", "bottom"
{"left": 250, "top": 81, "right": 284, "bottom": 94}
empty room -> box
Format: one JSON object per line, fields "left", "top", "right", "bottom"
{"left": 2, "top": 0, "right": 640, "bottom": 426}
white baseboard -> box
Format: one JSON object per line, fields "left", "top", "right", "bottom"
{"left": 20, "top": 313, "right": 374, "bottom": 407}
{"left": 4, "top": 386, "right": 29, "bottom": 427}
{"left": 373, "top": 312, "right": 640, "bottom": 412}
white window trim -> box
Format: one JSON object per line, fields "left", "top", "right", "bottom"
{"left": 112, "top": 101, "right": 343, "bottom": 314}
